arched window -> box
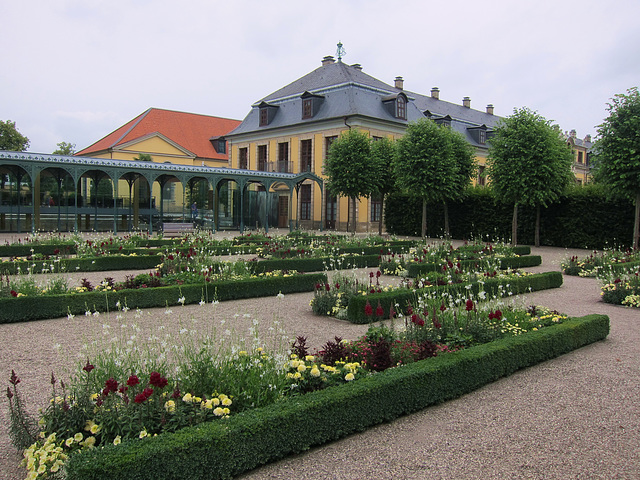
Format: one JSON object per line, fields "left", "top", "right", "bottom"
{"left": 397, "top": 95, "right": 406, "bottom": 119}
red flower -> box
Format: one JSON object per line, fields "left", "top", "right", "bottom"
{"left": 10, "top": 290, "right": 17, "bottom": 297}
{"left": 83, "top": 359, "right": 95, "bottom": 373}
{"left": 149, "top": 371, "right": 168, "bottom": 389}
{"left": 105, "top": 377, "right": 118, "bottom": 393}
{"left": 369, "top": 272, "right": 374, "bottom": 278}
{"left": 494, "top": 309, "right": 502, "bottom": 320}
{"left": 335, "top": 283, "right": 340, "bottom": 290}
{"left": 127, "top": 375, "right": 140, "bottom": 387}
{"left": 376, "top": 271, "right": 381, "bottom": 278}
{"left": 440, "top": 303, "right": 446, "bottom": 312}
{"left": 134, "top": 392, "right": 147, "bottom": 403}
{"left": 325, "top": 283, "right": 330, "bottom": 291}
{"left": 465, "top": 299, "right": 474, "bottom": 311}
{"left": 364, "top": 300, "right": 373, "bottom": 317}
{"left": 375, "top": 301, "right": 384, "bottom": 318}
{"left": 9, "top": 370, "right": 20, "bottom": 386}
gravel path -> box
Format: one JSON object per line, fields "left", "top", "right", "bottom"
{"left": 1, "top": 243, "right": 639, "bottom": 480}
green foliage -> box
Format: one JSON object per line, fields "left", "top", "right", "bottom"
{"left": 325, "top": 129, "right": 375, "bottom": 199}
{"left": 385, "top": 185, "right": 635, "bottom": 249}
{"left": 487, "top": 107, "right": 574, "bottom": 207}
{"left": 0, "top": 119, "right": 30, "bottom": 151}
{"left": 370, "top": 136, "right": 397, "bottom": 196}
{"left": 64, "top": 314, "right": 609, "bottom": 480}
{"left": 52, "top": 141, "right": 76, "bottom": 155}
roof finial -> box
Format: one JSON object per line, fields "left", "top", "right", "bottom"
{"left": 336, "top": 41, "right": 346, "bottom": 62}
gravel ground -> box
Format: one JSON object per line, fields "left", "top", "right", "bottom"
{"left": 1, "top": 240, "right": 639, "bottom": 480}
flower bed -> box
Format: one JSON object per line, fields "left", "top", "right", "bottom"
{"left": 60, "top": 313, "right": 609, "bottom": 480}
{"left": 562, "top": 248, "right": 640, "bottom": 277}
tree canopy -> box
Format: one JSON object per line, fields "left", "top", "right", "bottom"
{"left": 592, "top": 87, "right": 640, "bottom": 248}
{"left": 52, "top": 142, "right": 76, "bottom": 155}
{"left": 487, "top": 107, "right": 573, "bottom": 245}
{"left": 325, "top": 128, "right": 376, "bottom": 232}
{"left": 394, "top": 118, "right": 464, "bottom": 238}
{"left": 370, "top": 136, "right": 397, "bottom": 234}
{"left": 0, "top": 120, "right": 30, "bottom": 152}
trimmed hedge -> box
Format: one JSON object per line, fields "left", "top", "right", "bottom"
{"left": 0, "top": 255, "right": 162, "bottom": 275}
{"left": 65, "top": 313, "right": 609, "bottom": 480}
{"left": 253, "top": 254, "right": 383, "bottom": 274}
{"left": 347, "top": 271, "right": 563, "bottom": 324}
{"left": 406, "top": 255, "right": 542, "bottom": 277}
{"left": 0, "top": 273, "right": 327, "bottom": 324}
{"left": 385, "top": 184, "right": 636, "bottom": 249}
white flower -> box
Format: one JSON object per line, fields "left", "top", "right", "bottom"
{"left": 67, "top": 313, "right": 75, "bottom": 320}
{"left": 276, "top": 291, "right": 284, "bottom": 300}
{"left": 178, "top": 296, "right": 186, "bottom": 305}
{"left": 198, "top": 300, "right": 205, "bottom": 306}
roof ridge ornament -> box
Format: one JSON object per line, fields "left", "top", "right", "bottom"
{"left": 336, "top": 41, "right": 346, "bottom": 62}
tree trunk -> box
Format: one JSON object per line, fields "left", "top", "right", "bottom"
{"left": 443, "top": 202, "right": 450, "bottom": 239}
{"left": 421, "top": 198, "right": 427, "bottom": 239}
{"left": 634, "top": 192, "right": 640, "bottom": 249}
{"left": 351, "top": 197, "right": 357, "bottom": 233}
{"left": 511, "top": 203, "right": 518, "bottom": 246}
{"left": 345, "top": 196, "right": 350, "bottom": 233}
{"left": 535, "top": 204, "right": 541, "bottom": 248}
{"left": 378, "top": 194, "right": 384, "bottom": 236}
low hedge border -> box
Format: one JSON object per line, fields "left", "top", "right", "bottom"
{"left": 65, "top": 313, "right": 609, "bottom": 480}
{"left": 252, "top": 254, "right": 383, "bottom": 273}
{"left": 0, "top": 255, "right": 162, "bottom": 275}
{"left": 406, "top": 255, "right": 542, "bottom": 277}
{"left": 347, "top": 271, "right": 563, "bottom": 324}
{"left": 0, "top": 273, "right": 327, "bottom": 324}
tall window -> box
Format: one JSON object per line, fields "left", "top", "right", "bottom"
{"left": 479, "top": 130, "right": 486, "bottom": 145}
{"left": 300, "top": 139, "right": 312, "bottom": 172}
{"left": 371, "top": 195, "right": 382, "bottom": 222}
{"left": 217, "top": 139, "right": 226, "bottom": 154}
{"left": 300, "top": 184, "right": 311, "bottom": 220}
{"left": 397, "top": 96, "right": 406, "bottom": 119}
{"left": 239, "top": 148, "right": 248, "bottom": 169}
{"left": 325, "top": 136, "right": 337, "bottom": 159}
{"left": 259, "top": 108, "right": 268, "bottom": 126}
{"left": 302, "top": 98, "right": 313, "bottom": 119}
{"left": 278, "top": 142, "right": 289, "bottom": 172}
{"left": 577, "top": 151, "right": 584, "bottom": 164}
{"left": 258, "top": 145, "right": 268, "bottom": 171}
{"left": 477, "top": 166, "right": 486, "bottom": 186}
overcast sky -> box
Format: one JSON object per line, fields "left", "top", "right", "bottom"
{"left": 2, "top": 0, "right": 639, "bottom": 154}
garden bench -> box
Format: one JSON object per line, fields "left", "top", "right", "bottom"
{"left": 162, "top": 222, "right": 195, "bottom": 237}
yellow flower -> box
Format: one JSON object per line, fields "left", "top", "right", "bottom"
{"left": 297, "top": 364, "right": 306, "bottom": 373}
{"left": 113, "top": 435, "right": 122, "bottom": 446}
{"left": 345, "top": 373, "right": 355, "bottom": 381}
{"left": 222, "top": 397, "right": 232, "bottom": 406}
{"left": 139, "top": 429, "right": 148, "bottom": 439}
{"left": 83, "top": 436, "right": 96, "bottom": 448}
{"left": 65, "top": 437, "right": 74, "bottom": 447}
{"left": 310, "top": 367, "right": 321, "bottom": 377}
{"left": 74, "top": 432, "right": 83, "bottom": 442}
{"left": 213, "top": 407, "right": 224, "bottom": 416}
{"left": 305, "top": 355, "right": 315, "bottom": 362}
{"left": 164, "top": 400, "right": 176, "bottom": 413}
{"left": 182, "top": 393, "right": 193, "bottom": 403}
{"left": 89, "top": 423, "right": 101, "bottom": 435}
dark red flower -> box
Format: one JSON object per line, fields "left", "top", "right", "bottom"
{"left": 440, "top": 303, "right": 446, "bottom": 312}
{"left": 51, "top": 372, "right": 56, "bottom": 385}
{"left": 149, "top": 371, "right": 168, "bottom": 389}
{"left": 375, "top": 301, "right": 384, "bottom": 318}
{"left": 134, "top": 392, "right": 147, "bottom": 404}
{"left": 465, "top": 299, "right": 474, "bottom": 311}
{"left": 364, "top": 300, "right": 373, "bottom": 317}
{"left": 325, "top": 283, "right": 330, "bottom": 291}
{"left": 376, "top": 271, "right": 381, "bottom": 278}
{"left": 9, "top": 371, "right": 27, "bottom": 390}
{"left": 494, "top": 309, "right": 502, "bottom": 320}
{"left": 10, "top": 290, "right": 17, "bottom": 297}
{"left": 105, "top": 377, "right": 118, "bottom": 393}
{"left": 83, "top": 360, "right": 95, "bottom": 373}
{"left": 369, "top": 272, "right": 374, "bottom": 278}
{"left": 6, "top": 386, "right": 13, "bottom": 400}
{"left": 171, "top": 387, "right": 181, "bottom": 399}
{"left": 127, "top": 375, "right": 140, "bottom": 387}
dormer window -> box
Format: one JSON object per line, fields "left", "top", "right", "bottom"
{"left": 258, "top": 101, "right": 279, "bottom": 127}
{"left": 479, "top": 130, "right": 486, "bottom": 145}
{"left": 467, "top": 124, "right": 489, "bottom": 144}
{"left": 382, "top": 92, "right": 408, "bottom": 120}
{"left": 397, "top": 95, "right": 406, "bottom": 120}
{"left": 301, "top": 91, "right": 325, "bottom": 120}
{"left": 210, "top": 136, "right": 227, "bottom": 154}
{"left": 434, "top": 115, "right": 452, "bottom": 128}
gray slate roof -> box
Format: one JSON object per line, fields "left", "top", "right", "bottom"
{"left": 228, "top": 60, "right": 503, "bottom": 148}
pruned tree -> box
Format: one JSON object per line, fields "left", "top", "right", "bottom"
{"left": 394, "top": 118, "right": 458, "bottom": 238}
{"left": 52, "top": 141, "right": 76, "bottom": 155}
{"left": 370, "top": 136, "right": 397, "bottom": 235}
{"left": 325, "top": 128, "right": 374, "bottom": 233}
{"left": 442, "top": 127, "right": 476, "bottom": 237}
{"left": 487, "top": 107, "right": 574, "bottom": 246}
{"left": 592, "top": 87, "right": 640, "bottom": 248}
{"left": 0, "top": 120, "right": 30, "bottom": 152}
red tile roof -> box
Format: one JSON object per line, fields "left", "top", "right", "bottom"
{"left": 76, "top": 108, "right": 241, "bottom": 160}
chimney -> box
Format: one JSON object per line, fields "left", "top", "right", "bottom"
{"left": 463, "top": 97, "right": 471, "bottom": 108}
{"left": 570, "top": 129, "right": 577, "bottom": 138}
{"left": 431, "top": 87, "right": 440, "bottom": 99}
{"left": 352, "top": 63, "right": 362, "bottom": 70}
{"left": 394, "top": 76, "right": 404, "bottom": 90}
{"left": 584, "top": 134, "right": 592, "bottom": 143}
{"left": 486, "top": 104, "right": 494, "bottom": 115}
{"left": 322, "top": 55, "right": 335, "bottom": 66}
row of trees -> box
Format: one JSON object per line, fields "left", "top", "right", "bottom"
{"left": 325, "top": 87, "right": 640, "bottom": 248}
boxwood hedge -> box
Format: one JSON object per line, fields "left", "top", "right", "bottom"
{"left": 65, "top": 313, "right": 609, "bottom": 480}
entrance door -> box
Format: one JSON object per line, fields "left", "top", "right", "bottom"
{"left": 278, "top": 196, "right": 288, "bottom": 228}
{"left": 325, "top": 195, "right": 336, "bottom": 229}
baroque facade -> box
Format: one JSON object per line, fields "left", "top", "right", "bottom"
{"left": 225, "top": 55, "right": 501, "bottom": 232}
